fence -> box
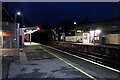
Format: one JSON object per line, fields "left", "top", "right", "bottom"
{"left": 1, "top": 22, "right": 18, "bottom": 57}
{"left": 2, "top": 22, "right": 17, "bottom": 48}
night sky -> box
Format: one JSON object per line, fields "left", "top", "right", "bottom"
{"left": 3, "top": 2, "right": 120, "bottom": 26}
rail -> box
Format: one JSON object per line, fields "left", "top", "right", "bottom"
{"left": 51, "top": 41, "right": 120, "bottom": 70}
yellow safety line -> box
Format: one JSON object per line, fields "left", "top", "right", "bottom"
{"left": 39, "top": 46, "right": 97, "bottom": 80}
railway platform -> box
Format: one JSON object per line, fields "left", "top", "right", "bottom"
{"left": 3, "top": 42, "right": 120, "bottom": 80}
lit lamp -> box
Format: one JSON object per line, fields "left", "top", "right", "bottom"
{"left": 37, "top": 27, "right": 40, "bottom": 31}
{"left": 95, "top": 30, "right": 101, "bottom": 33}
{"left": 0, "top": 31, "right": 2, "bottom": 36}
{"left": 74, "top": 22, "right": 77, "bottom": 25}
{"left": 15, "top": 12, "right": 21, "bottom": 23}
{"left": 17, "top": 12, "right": 21, "bottom": 15}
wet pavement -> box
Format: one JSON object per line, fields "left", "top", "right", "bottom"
{"left": 8, "top": 42, "right": 105, "bottom": 80}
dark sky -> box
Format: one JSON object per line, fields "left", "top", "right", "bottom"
{"left": 3, "top": 2, "right": 120, "bottom": 26}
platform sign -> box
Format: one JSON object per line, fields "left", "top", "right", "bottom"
{"left": 77, "top": 30, "right": 84, "bottom": 33}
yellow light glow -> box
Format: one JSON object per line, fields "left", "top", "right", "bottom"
{"left": 0, "top": 31, "right": 2, "bottom": 36}
{"left": 24, "top": 32, "right": 26, "bottom": 35}
{"left": 24, "top": 42, "right": 40, "bottom": 45}
{"left": 37, "top": 27, "right": 40, "bottom": 31}
{"left": 77, "top": 30, "right": 83, "bottom": 33}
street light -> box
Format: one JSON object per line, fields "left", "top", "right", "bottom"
{"left": 74, "top": 22, "right": 77, "bottom": 25}
{"left": 15, "top": 11, "right": 21, "bottom": 23}
{"left": 15, "top": 11, "right": 21, "bottom": 57}
{"left": 74, "top": 22, "right": 77, "bottom": 41}
{"left": 17, "top": 12, "right": 21, "bottom": 15}
{"left": 37, "top": 27, "right": 40, "bottom": 31}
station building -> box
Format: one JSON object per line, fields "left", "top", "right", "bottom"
{"left": 74, "top": 18, "right": 120, "bottom": 45}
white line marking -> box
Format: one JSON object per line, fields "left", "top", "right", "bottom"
{"left": 20, "top": 49, "right": 28, "bottom": 62}
{"left": 40, "top": 44, "right": 120, "bottom": 73}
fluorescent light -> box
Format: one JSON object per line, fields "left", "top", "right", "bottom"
{"left": 95, "top": 30, "right": 101, "bottom": 33}
{"left": 90, "top": 31, "right": 94, "bottom": 33}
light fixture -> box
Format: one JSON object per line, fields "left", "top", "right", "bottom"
{"left": 74, "top": 22, "right": 77, "bottom": 25}
{"left": 37, "top": 27, "right": 40, "bottom": 31}
{"left": 0, "top": 31, "right": 2, "bottom": 35}
{"left": 16, "top": 12, "right": 21, "bottom": 15}
{"left": 29, "top": 30, "right": 32, "bottom": 33}
{"left": 95, "top": 30, "right": 101, "bottom": 33}
{"left": 90, "top": 31, "right": 94, "bottom": 33}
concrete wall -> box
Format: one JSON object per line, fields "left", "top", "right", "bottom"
{"left": 105, "top": 34, "right": 120, "bottom": 45}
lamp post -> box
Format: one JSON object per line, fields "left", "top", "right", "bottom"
{"left": 59, "top": 27, "right": 65, "bottom": 41}
{"left": 63, "top": 26, "right": 65, "bottom": 42}
{"left": 74, "top": 22, "right": 77, "bottom": 41}
{"left": 15, "top": 12, "right": 21, "bottom": 57}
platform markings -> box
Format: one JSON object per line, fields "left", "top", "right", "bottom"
{"left": 20, "top": 49, "right": 28, "bottom": 62}
{"left": 39, "top": 46, "right": 97, "bottom": 80}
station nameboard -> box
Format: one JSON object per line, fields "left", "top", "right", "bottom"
{"left": 76, "top": 30, "right": 84, "bottom": 33}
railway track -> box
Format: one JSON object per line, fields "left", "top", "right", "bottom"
{"left": 50, "top": 45, "right": 120, "bottom": 71}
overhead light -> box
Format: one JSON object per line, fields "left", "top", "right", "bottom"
{"left": 37, "top": 27, "right": 40, "bottom": 31}
{"left": 95, "top": 30, "right": 101, "bottom": 33}
{"left": 0, "top": 31, "right": 2, "bottom": 35}
{"left": 29, "top": 30, "right": 32, "bottom": 33}
{"left": 90, "top": 31, "right": 94, "bottom": 33}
